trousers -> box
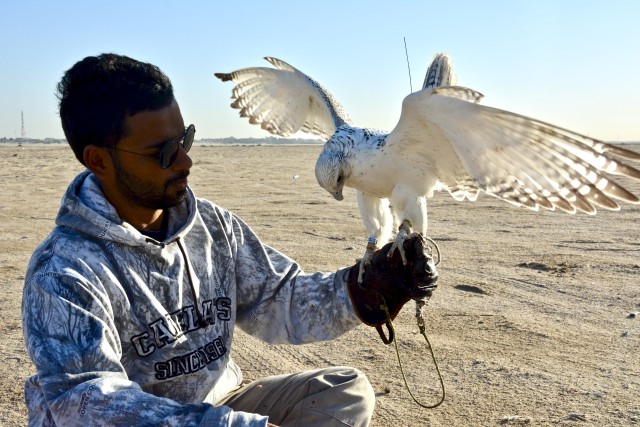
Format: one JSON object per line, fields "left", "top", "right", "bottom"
{"left": 216, "top": 366, "right": 376, "bottom": 426}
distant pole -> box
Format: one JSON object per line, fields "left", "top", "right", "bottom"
{"left": 21, "top": 111, "right": 25, "bottom": 139}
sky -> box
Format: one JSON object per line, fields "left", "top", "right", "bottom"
{"left": 1, "top": 1, "right": 639, "bottom": 141}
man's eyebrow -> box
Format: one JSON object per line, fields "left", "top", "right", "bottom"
{"left": 146, "top": 138, "right": 171, "bottom": 150}
{"left": 147, "top": 130, "right": 183, "bottom": 149}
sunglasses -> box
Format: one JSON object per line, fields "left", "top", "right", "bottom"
{"left": 108, "top": 124, "right": 195, "bottom": 169}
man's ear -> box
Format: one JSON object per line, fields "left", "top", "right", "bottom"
{"left": 83, "top": 145, "right": 113, "bottom": 180}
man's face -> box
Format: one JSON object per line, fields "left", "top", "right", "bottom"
{"left": 108, "top": 100, "right": 192, "bottom": 211}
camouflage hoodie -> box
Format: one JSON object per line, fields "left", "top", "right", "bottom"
{"left": 22, "top": 170, "right": 360, "bottom": 426}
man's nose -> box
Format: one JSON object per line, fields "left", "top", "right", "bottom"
{"left": 172, "top": 144, "right": 193, "bottom": 171}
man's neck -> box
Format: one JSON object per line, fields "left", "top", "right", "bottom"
{"left": 136, "top": 211, "right": 169, "bottom": 241}
{"left": 132, "top": 209, "right": 166, "bottom": 231}
{"left": 99, "top": 181, "right": 165, "bottom": 231}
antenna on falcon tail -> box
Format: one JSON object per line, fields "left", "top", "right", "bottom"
{"left": 404, "top": 37, "right": 413, "bottom": 93}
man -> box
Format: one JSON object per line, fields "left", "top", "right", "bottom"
{"left": 22, "top": 53, "right": 437, "bottom": 426}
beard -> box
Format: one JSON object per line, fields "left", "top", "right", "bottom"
{"left": 112, "top": 155, "right": 189, "bottom": 210}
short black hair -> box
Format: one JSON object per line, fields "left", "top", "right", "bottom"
{"left": 57, "top": 53, "right": 174, "bottom": 165}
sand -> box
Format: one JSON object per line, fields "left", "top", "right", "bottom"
{"left": 1, "top": 143, "right": 639, "bottom": 426}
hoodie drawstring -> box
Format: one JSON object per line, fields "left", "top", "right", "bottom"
{"left": 176, "top": 238, "right": 208, "bottom": 328}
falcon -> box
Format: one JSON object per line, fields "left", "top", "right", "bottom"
{"left": 215, "top": 54, "right": 640, "bottom": 279}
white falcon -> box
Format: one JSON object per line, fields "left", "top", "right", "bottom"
{"left": 215, "top": 53, "right": 640, "bottom": 278}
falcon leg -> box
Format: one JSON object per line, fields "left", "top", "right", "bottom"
{"left": 389, "top": 219, "right": 422, "bottom": 265}
{"left": 358, "top": 237, "right": 378, "bottom": 283}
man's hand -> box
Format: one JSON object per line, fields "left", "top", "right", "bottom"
{"left": 346, "top": 234, "right": 439, "bottom": 341}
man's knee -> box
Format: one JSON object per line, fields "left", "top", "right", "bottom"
{"left": 310, "top": 366, "right": 376, "bottom": 419}
{"left": 345, "top": 367, "right": 376, "bottom": 414}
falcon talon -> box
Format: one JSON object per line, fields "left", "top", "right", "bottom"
{"left": 357, "top": 242, "right": 377, "bottom": 283}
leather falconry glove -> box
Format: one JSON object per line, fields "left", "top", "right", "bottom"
{"left": 347, "top": 234, "right": 439, "bottom": 343}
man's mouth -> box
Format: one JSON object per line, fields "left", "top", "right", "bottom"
{"left": 168, "top": 171, "right": 190, "bottom": 189}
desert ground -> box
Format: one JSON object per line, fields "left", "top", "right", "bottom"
{"left": 0, "top": 143, "right": 638, "bottom": 426}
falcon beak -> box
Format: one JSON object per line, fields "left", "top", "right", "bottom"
{"left": 332, "top": 190, "right": 344, "bottom": 201}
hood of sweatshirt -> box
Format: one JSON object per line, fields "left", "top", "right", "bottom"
{"left": 56, "top": 170, "right": 197, "bottom": 246}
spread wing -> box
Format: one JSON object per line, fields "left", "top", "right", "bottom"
{"left": 386, "top": 86, "right": 640, "bottom": 213}
{"left": 215, "top": 57, "right": 351, "bottom": 139}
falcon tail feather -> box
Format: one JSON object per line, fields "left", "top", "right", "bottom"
{"left": 422, "top": 53, "right": 456, "bottom": 89}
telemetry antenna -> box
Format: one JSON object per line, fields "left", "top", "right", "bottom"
{"left": 404, "top": 37, "right": 413, "bottom": 93}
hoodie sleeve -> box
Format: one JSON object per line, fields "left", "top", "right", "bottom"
{"left": 22, "top": 271, "right": 268, "bottom": 427}
{"left": 227, "top": 213, "right": 361, "bottom": 344}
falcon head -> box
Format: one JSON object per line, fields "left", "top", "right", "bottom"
{"left": 315, "top": 147, "right": 351, "bottom": 201}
